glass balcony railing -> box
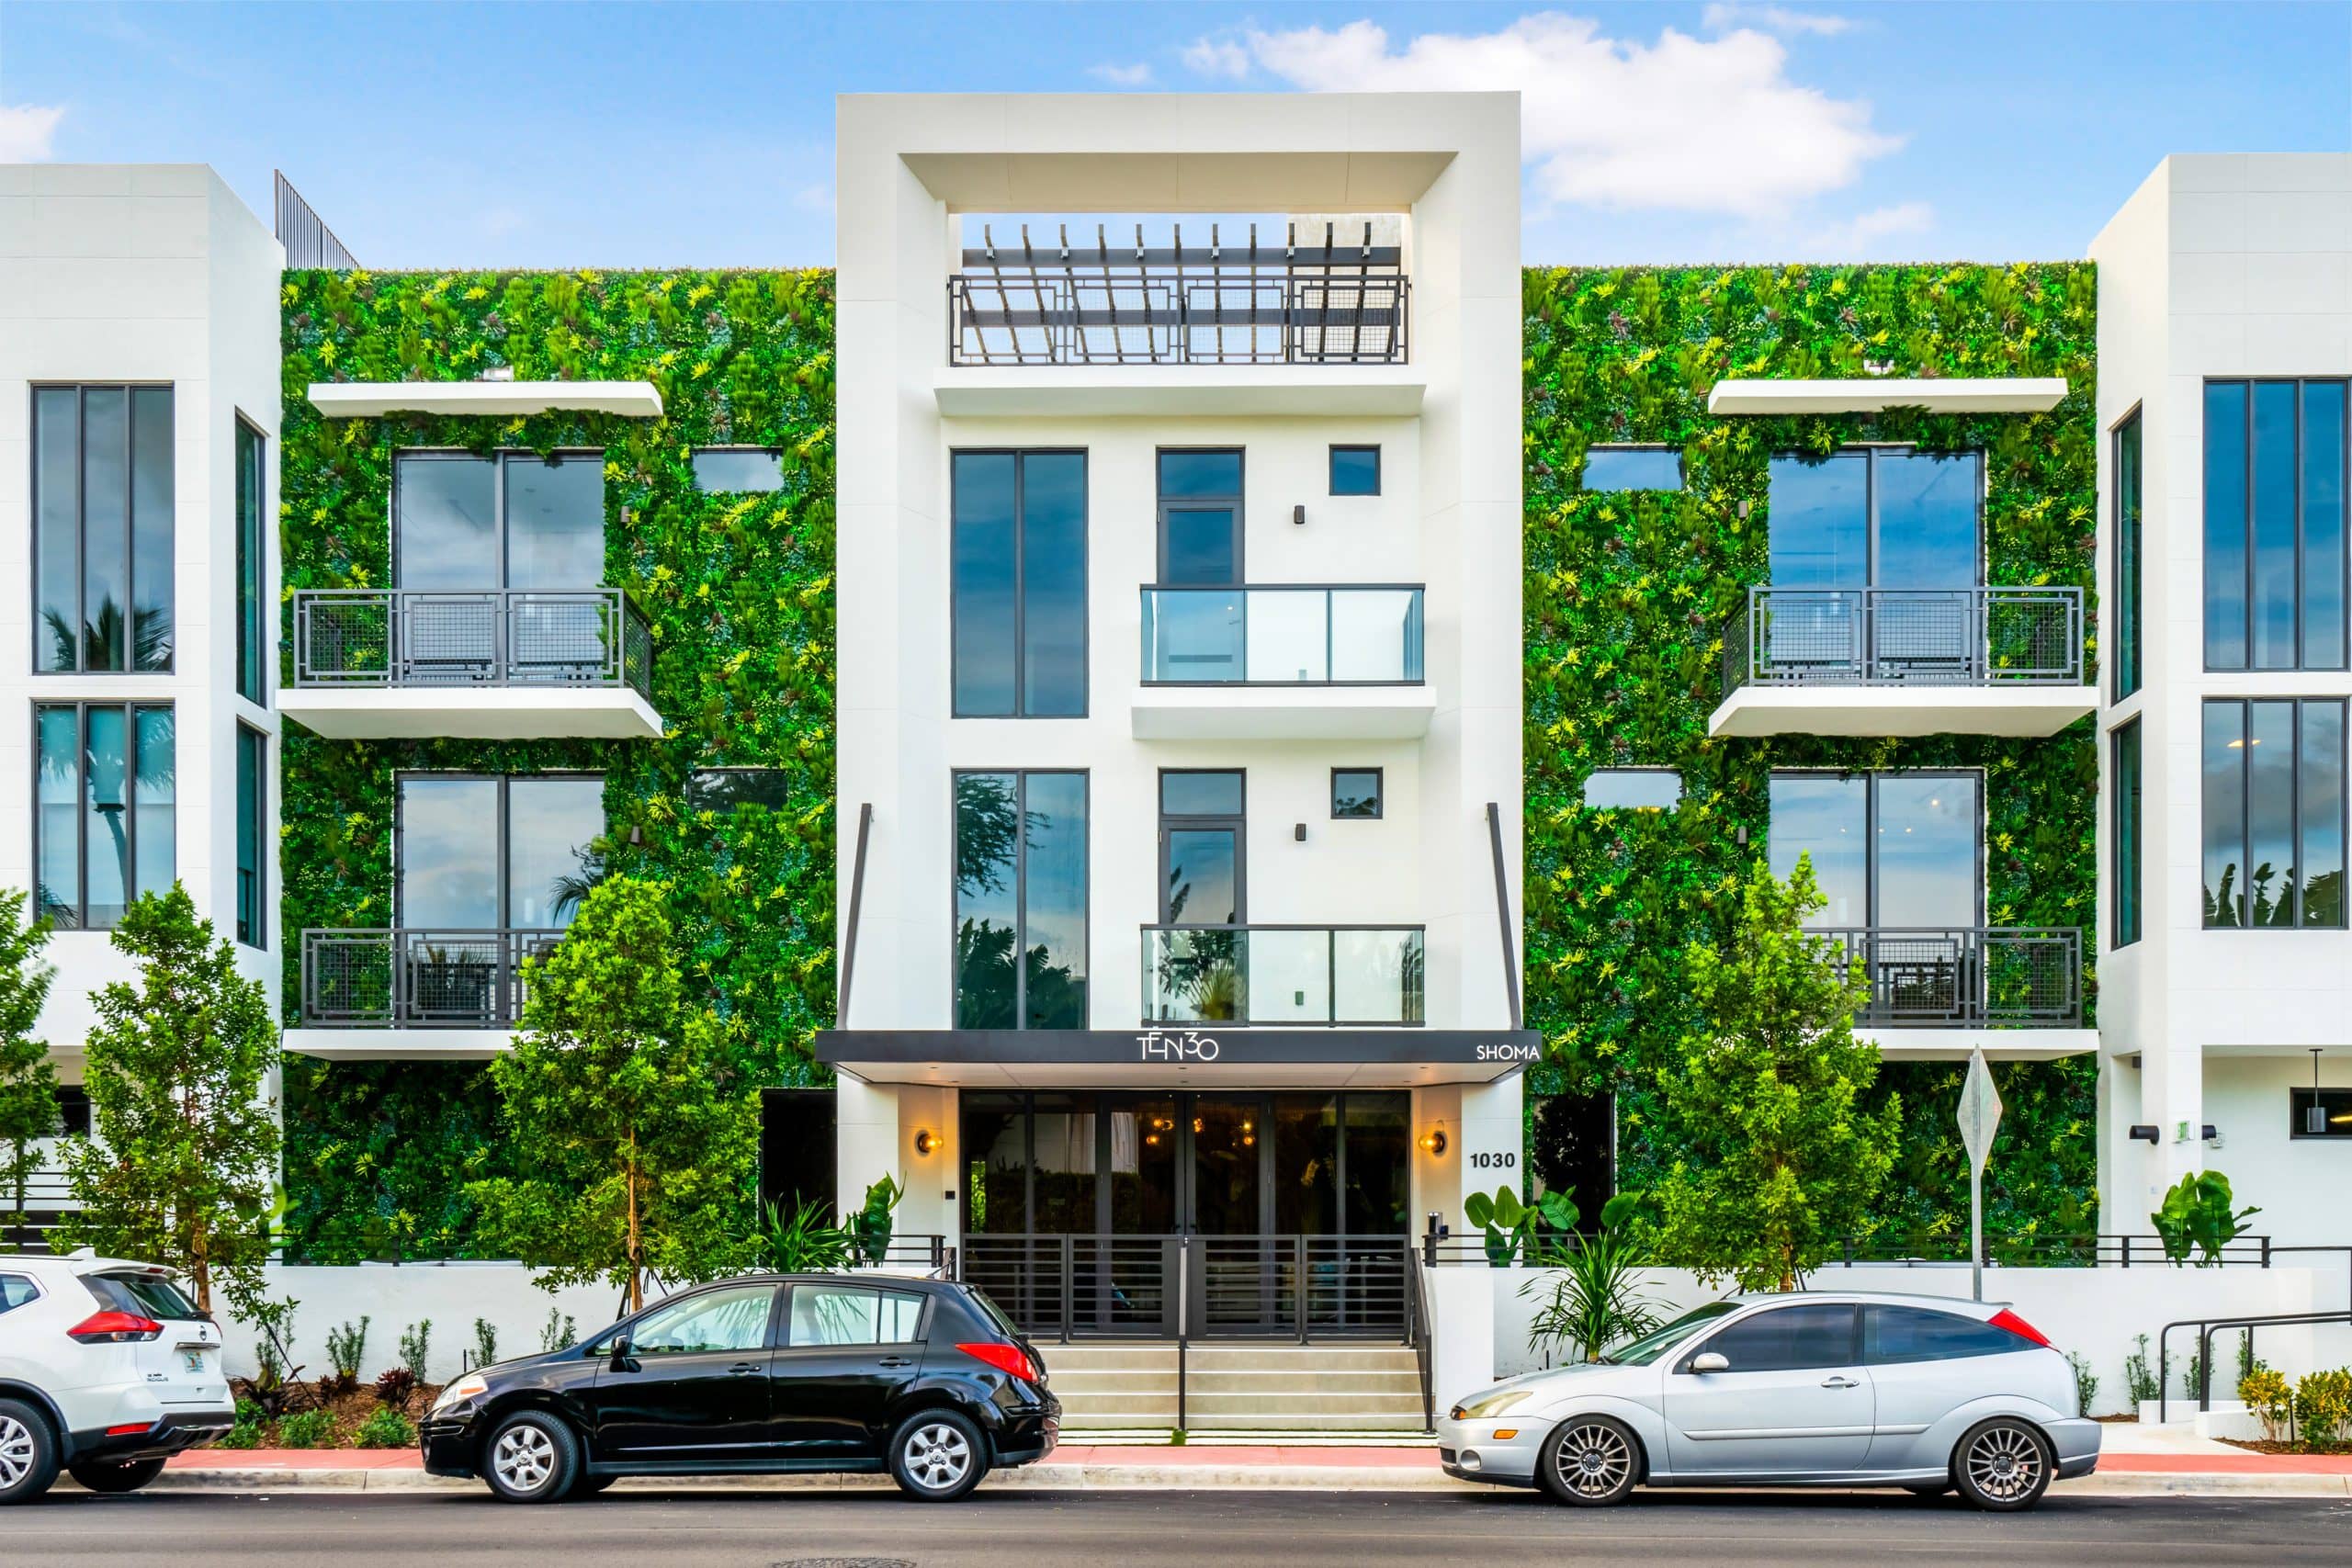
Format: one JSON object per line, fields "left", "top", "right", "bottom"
{"left": 1140, "top": 585, "right": 1424, "bottom": 685}
{"left": 1141, "top": 925, "right": 1425, "bottom": 1026}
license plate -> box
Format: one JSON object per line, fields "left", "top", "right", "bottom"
{"left": 183, "top": 1350, "right": 208, "bottom": 1373}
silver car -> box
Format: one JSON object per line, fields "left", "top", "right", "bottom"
{"left": 1440, "top": 1291, "right": 2099, "bottom": 1510}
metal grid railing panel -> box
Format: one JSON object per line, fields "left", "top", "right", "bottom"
{"left": 1723, "top": 587, "right": 2085, "bottom": 698}
{"left": 292, "top": 589, "right": 653, "bottom": 702}
{"left": 1808, "top": 926, "right": 2081, "bottom": 1027}
{"left": 300, "top": 928, "right": 565, "bottom": 1029}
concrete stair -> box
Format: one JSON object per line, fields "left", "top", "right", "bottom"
{"left": 1043, "top": 1341, "right": 1429, "bottom": 1433}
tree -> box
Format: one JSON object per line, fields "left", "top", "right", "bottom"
{"left": 55, "top": 885, "right": 280, "bottom": 1313}
{"left": 468, "top": 876, "right": 755, "bottom": 1312}
{"left": 1649, "top": 858, "right": 1899, "bottom": 1292}
{"left": 0, "top": 890, "right": 61, "bottom": 1249}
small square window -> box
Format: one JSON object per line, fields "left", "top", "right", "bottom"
{"left": 1582, "top": 770, "right": 1681, "bottom": 810}
{"left": 1329, "top": 446, "right": 1381, "bottom": 497}
{"left": 692, "top": 448, "right": 786, "bottom": 493}
{"left": 1581, "top": 447, "right": 1683, "bottom": 492}
{"left": 1331, "top": 769, "right": 1383, "bottom": 819}
{"left": 2291, "top": 1088, "right": 2352, "bottom": 1139}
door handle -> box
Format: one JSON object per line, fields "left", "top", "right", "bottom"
{"left": 1821, "top": 1375, "right": 1860, "bottom": 1388}
{"left": 878, "top": 1356, "right": 915, "bottom": 1369}
{"left": 729, "top": 1361, "right": 763, "bottom": 1377}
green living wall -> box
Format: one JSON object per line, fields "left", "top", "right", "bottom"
{"left": 277, "top": 268, "right": 835, "bottom": 1261}
{"left": 1521, "top": 263, "right": 2102, "bottom": 1253}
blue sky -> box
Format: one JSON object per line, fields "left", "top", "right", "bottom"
{"left": 3, "top": 2, "right": 2346, "bottom": 269}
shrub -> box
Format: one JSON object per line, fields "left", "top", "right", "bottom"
{"left": 2240, "top": 1368, "right": 2293, "bottom": 1441}
{"left": 2123, "top": 1335, "right": 2159, "bottom": 1406}
{"left": 373, "top": 1367, "right": 416, "bottom": 1407}
{"left": 217, "top": 1398, "right": 264, "bottom": 1450}
{"left": 538, "top": 1309, "right": 577, "bottom": 1354}
{"left": 353, "top": 1406, "right": 416, "bottom": 1450}
{"left": 399, "top": 1319, "right": 432, "bottom": 1382}
{"left": 2293, "top": 1369, "right": 2352, "bottom": 1450}
{"left": 277, "top": 1409, "right": 335, "bottom": 1450}
{"left": 322, "top": 1316, "right": 369, "bottom": 1395}
{"left": 2066, "top": 1351, "right": 2098, "bottom": 1417}
{"left": 471, "top": 1317, "right": 498, "bottom": 1371}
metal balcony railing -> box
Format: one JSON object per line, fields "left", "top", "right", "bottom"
{"left": 1811, "top": 926, "right": 2082, "bottom": 1027}
{"left": 1722, "top": 586, "right": 2085, "bottom": 699}
{"left": 1141, "top": 924, "right": 1425, "bottom": 1027}
{"left": 292, "top": 589, "right": 653, "bottom": 702}
{"left": 948, "top": 222, "right": 1408, "bottom": 367}
{"left": 300, "top": 927, "right": 564, "bottom": 1029}
{"left": 1140, "top": 585, "right": 1425, "bottom": 684}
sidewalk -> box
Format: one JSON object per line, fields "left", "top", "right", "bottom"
{"left": 137, "top": 1441, "right": 2352, "bottom": 1496}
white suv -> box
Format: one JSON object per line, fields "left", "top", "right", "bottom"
{"left": 0, "top": 1251, "right": 234, "bottom": 1504}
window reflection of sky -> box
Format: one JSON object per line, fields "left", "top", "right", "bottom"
{"left": 1770, "top": 773, "right": 1978, "bottom": 928}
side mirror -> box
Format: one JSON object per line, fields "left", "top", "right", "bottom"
{"left": 1689, "top": 1351, "right": 1729, "bottom": 1374}
{"left": 608, "top": 1335, "right": 636, "bottom": 1371}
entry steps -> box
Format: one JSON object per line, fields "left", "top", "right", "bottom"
{"left": 1041, "top": 1341, "right": 1430, "bottom": 1433}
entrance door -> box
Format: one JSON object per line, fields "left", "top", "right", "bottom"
{"left": 1190, "top": 1095, "right": 1278, "bottom": 1334}
{"left": 1157, "top": 772, "right": 1247, "bottom": 1023}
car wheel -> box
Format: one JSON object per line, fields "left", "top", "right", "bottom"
{"left": 1951, "top": 1418, "right": 2052, "bottom": 1512}
{"left": 0, "top": 1401, "right": 61, "bottom": 1506}
{"left": 67, "top": 1457, "right": 168, "bottom": 1495}
{"left": 1535, "top": 1416, "right": 1641, "bottom": 1506}
{"left": 481, "top": 1412, "right": 581, "bottom": 1505}
{"left": 889, "top": 1409, "right": 989, "bottom": 1502}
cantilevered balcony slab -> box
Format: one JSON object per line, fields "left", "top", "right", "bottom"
{"left": 308, "top": 379, "right": 663, "bottom": 419}
{"left": 1710, "top": 684, "right": 2097, "bottom": 739}
{"left": 936, "top": 364, "right": 1423, "bottom": 418}
{"left": 284, "top": 1028, "right": 514, "bottom": 1062}
{"left": 1132, "top": 683, "right": 1436, "bottom": 740}
{"left": 1706, "top": 377, "right": 2067, "bottom": 416}
{"left": 280, "top": 686, "right": 663, "bottom": 740}
{"left": 1858, "top": 1026, "right": 2098, "bottom": 1063}
{"left": 1134, "top": 584, "right": 1431, "bottom": 738}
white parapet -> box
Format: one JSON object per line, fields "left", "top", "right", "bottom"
{"left": 1706, "top": 377, "right": 2069, "bottom": 415}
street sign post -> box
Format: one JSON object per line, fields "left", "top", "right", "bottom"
{"left": 1956, "top": 1048, "right": 2004, "bottom": 1302}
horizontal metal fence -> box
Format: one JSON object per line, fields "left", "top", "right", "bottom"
{"left": 0, "top": 1171, "right": 75, "bottom": 1253}
{"left": 1723, "top": 586, "right": 2084, "bottom": 698}
{"left": 960, "top": 1233, "right": 1411, "bottom": 1342}
{"left": 293, "top": 589, "right": 652, "bottom": 702}
{"left": 300, "top": 927, "right": 563, "bottom": 1028}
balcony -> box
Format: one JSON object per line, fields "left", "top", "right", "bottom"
{"left": 280, "top": 589, "right": 662, "bottom": 740}
{"left": 286, "top": 927, "right": 558, "bottom": 1060}
{"left": 1133, "top": 585, "right": 1433, "bottom": 740}
{"left": 1820, "top": 926, "right": 2096, "bottom": 1061}
{"left": 1142, "top": 925, "right": 1425, "bottom": 1027}
{"left": 1711, "top": 586, "right": 2097, "bottom": 739}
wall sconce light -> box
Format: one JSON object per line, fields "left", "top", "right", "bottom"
{"left": 1418, "top": 1127, "right": 1448, "bottom": 1157}
{"left": 2128, "top": 1124, "right": 2159, "bottom": 1145}
{"left": 912, "top": 1129, "right": 938, "bottom": 1157}
{"left": 1293, "top": 504, "right": 1306, "bottom": 525}
{"left": 628, "top": 825, "right": 646, "bottom": 848}
{"left": 1294, "top": 822, "right": 1306, "bottom": 842}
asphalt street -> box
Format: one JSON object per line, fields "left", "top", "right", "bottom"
{"left": 9, "top": 1488, "right": 2352, "bottom": 1567}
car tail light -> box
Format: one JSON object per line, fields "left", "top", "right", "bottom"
{"left": 106, "top": 1422, "right": 155, "bottom": 1436}
{"left": 1988, "top": 1308, "right": 2051, "bottom": 1348}
{"left": 957, "top": 1341, "right": 1041, "bottom": 1383}
{"left": 69, "top": 1311, "right": 164, "bottom": 1344}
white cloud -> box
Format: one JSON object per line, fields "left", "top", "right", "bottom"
{"left": 0, "top": 103, "right": 66, "bottom": 163}
{"left": 1088, "top": 62, "right": 1155, "bottom": 87}
{"left": 1804, "top": 199, "right": 1935, "bottom": 255}
{"left": 1213, "top": 15, "right": 1900, "bottom": 220}
{"left": 1702, "top": 4, "right": 1853, "bottom": 37}
{"left": 1182, "top": 37, "right": 1253, "bottom": 81}
{"left": 793, "top": 182, "right": 833, "bottom": 213}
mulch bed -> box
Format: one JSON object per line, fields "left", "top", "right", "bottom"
{"left": 228, "top": 1380, "right": 443, "bottom": 1449}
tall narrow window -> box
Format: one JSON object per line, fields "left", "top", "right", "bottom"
{"left": 2113, "top": 720, "right": 2143, "bottom": 948}
{"left": 236, "top": 419, "right": 267, "bottom": 704}
{"left": 34, "top": 703, "right": 175, "bottom": 929}
{"left": 954, "top": 771, "right": 1088, "bottom": 1029}
{"left": 2114, "top": 410, "right": 2143, "bottom": 699}
{"left": 2201, "top": 699, "right": 2346, "bottom": 928}
{"left": 236, "top": 724, "right": 266, "bottom": 947}
{"left": 2205, "top": 379, "right": 2349, "bottom": 671}
{"left": 951, "top": 452, "right": 1087, "bottom": 717}
{"left": 33, "top": 386, "right": 175, "bottom": 671}
{"left": 1160, "top": 771, "right": 1245, "bottom": 923}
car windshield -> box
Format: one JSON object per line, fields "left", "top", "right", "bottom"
{"left": 1599, "top": 1301, "right": 1740, "bottom": 1365}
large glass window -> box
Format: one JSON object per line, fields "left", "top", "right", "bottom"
{"left": 2113, "top": 720, "right": 2143, "bottom": 949}
{"left": 1769, "top": 447, "right": 1981, "bottom": 589}
{"left": 1769, "top": 772, "right": 1980, "bottom": 929}
{"left": 236, "top": 724, "right": 266, "bottom": 948}
{"left": 952, "top": 451, "right": 1087, "bottom": 717}
{"left": 397, "top": 774, "right": 605, "bottom": 931}
{"left": 955, "top": 771, "right": 1088, "bottom": 1029}
{"left": 2201, "top": 699, "right": 2346, "bottom": 928}
{"left": 235, "top": 419, "right": 267, "bottom": 703}
{"left": 2114, "top": 409, "right": 2143, "bottom": 699}
{"left": 2205, "top": 380, "right": 2349, "bottom": 671}
{"left": 35, "top": 703, "right": 175, "bottom": 930}
{"left": 393, "top": 452, "right": 605, "bottom": 591}
{"left": 33, "top": 385, "right": 175, "bottom": 672}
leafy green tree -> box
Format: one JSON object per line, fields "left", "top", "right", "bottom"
{"left": 55, "top": 885, "right": 281, "bottom": 1313}
{"left": 468, "top": 876, "right": 755, "bottom": 1311}
{"left": 0, "top": 889, "right": 61, "bottom": 1249}
{"left": 1650, "top": 858, "right": 1899, "bottom": 1292}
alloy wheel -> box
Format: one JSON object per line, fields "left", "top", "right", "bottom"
{"left": 493, "top": 1424, "right": 556, "bottom": 1494}
{"left": 0, "top": 1416, "right": 31, "bottom": 1490}
{"left": 903, "top": 1421, "right": 974, "bottom": 1493}
{"left": 1963, "top": 1423, "right": 2044, "bottom": 1504}
{"left": 1552, "top": 1420, "right": 1634, "bottom": 1500}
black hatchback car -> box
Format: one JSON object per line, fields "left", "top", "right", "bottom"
{"left": 419, "top": 1273, "right": 1057, "bottom": 1503}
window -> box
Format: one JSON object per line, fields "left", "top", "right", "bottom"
{"left": 235, "top": 419, "right": 267, "bottom": 703}
{"left": 0, "top": 1275, "right": 35, "bottom": 1315}
{"left": 83, "top": 1271, "right": 198, "bottom": 1321}
{"left": 690, "top": 447, "right": 786, "bottom": 493}
{"left": 2205, "top": 379, "right": 2348, "bottom": 671}
{"left": 398, "top": 774, "right": 605, "bottom": 931}
{"left": 236, "top": 724, "right": 266, "bottom": 948}
{"left": 1331, "top": 769, "right": 1383, "bottom": 819}
{"left": 393, "top": 452, "right": 605, "bottom": 591}
{"left": 2114, "top": 409, "right": 2143, "bottom": 698}
{"left": 1692, "top": 1303, "right": 1859, "bottom": 1372}
{"left": 952, "top": 451, "right": 1087, "bottom": 717}
{"left": 1329, "top": 445, "right": 1381, "bottom": 496}
{"left": 2291, "top": 1088, "right": 2352, "bottom": 1139}
{"left": 1770, "top": 447, "right": 1981, "bottom": 589}
{"left": 1769, "top": 772, "right": 1980, "bottom": 930}
{"left": 685, "top": 768, "right": 792, "bottom": 813}
{"left": 57, "top": 1085, "right": 92, "bottom": 1138}
{"left": 33, "top": 385, "right": 175, "bottom": 671}
{"left": 2113, "top": 720, "right": 2143, "bottom": 948}
{"left": 1864, "top": 1305, "right": 2035, "bottom": 1364}
{"left": 625, "top": 1285, "right": 775, "bottom": 1356}
{"left": 1160, "top": 771, "right": 1243, "bottom": 923}
{"left": 1582, "top": 770, "right": 1681, "bottom": 810}
{"left": 1158, "top": 449, "right": 1243, "bottom": 584}
{"left": 786, "top": 1285, "right": 926, "bottom": 1348}
{"left": 34, "top": 704, "right": 175, "bottom": 930}
{"left": 955, "top": 771, "right": 1087, "bottom": 1029}
{"left": 2201, "top": 699, "right": 2346, "bottom": 928}
{"left": 1581, "top": 446, "right": 1682, "bottom": 492}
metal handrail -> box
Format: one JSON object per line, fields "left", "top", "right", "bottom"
{"left": 949, "top": 273, "right": 1409, "bottom": 367}
{"left": 2158, "top": 1310, "right": 2352, "bottom": 1421}
{"left": 292, "top": 588, "right": 653, "bottom": 702}
{"left": 1140, "top": 924, "right": 1427, "bottom": 1027}
{"left": 1723, "top": 585, "right": 2086, "bottom": 698}
{"left": 1809, "top": 925, "right": 2082, "bottom": 1027}
{"left": 1139, "top": 584, "right": 1426, "bottom": 686}
{"left": 1406, "top": 1245, "right": 1436, "bottom": 1431}
{"left": 300, "top": 926, "right": 565, "bottom": 1029}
